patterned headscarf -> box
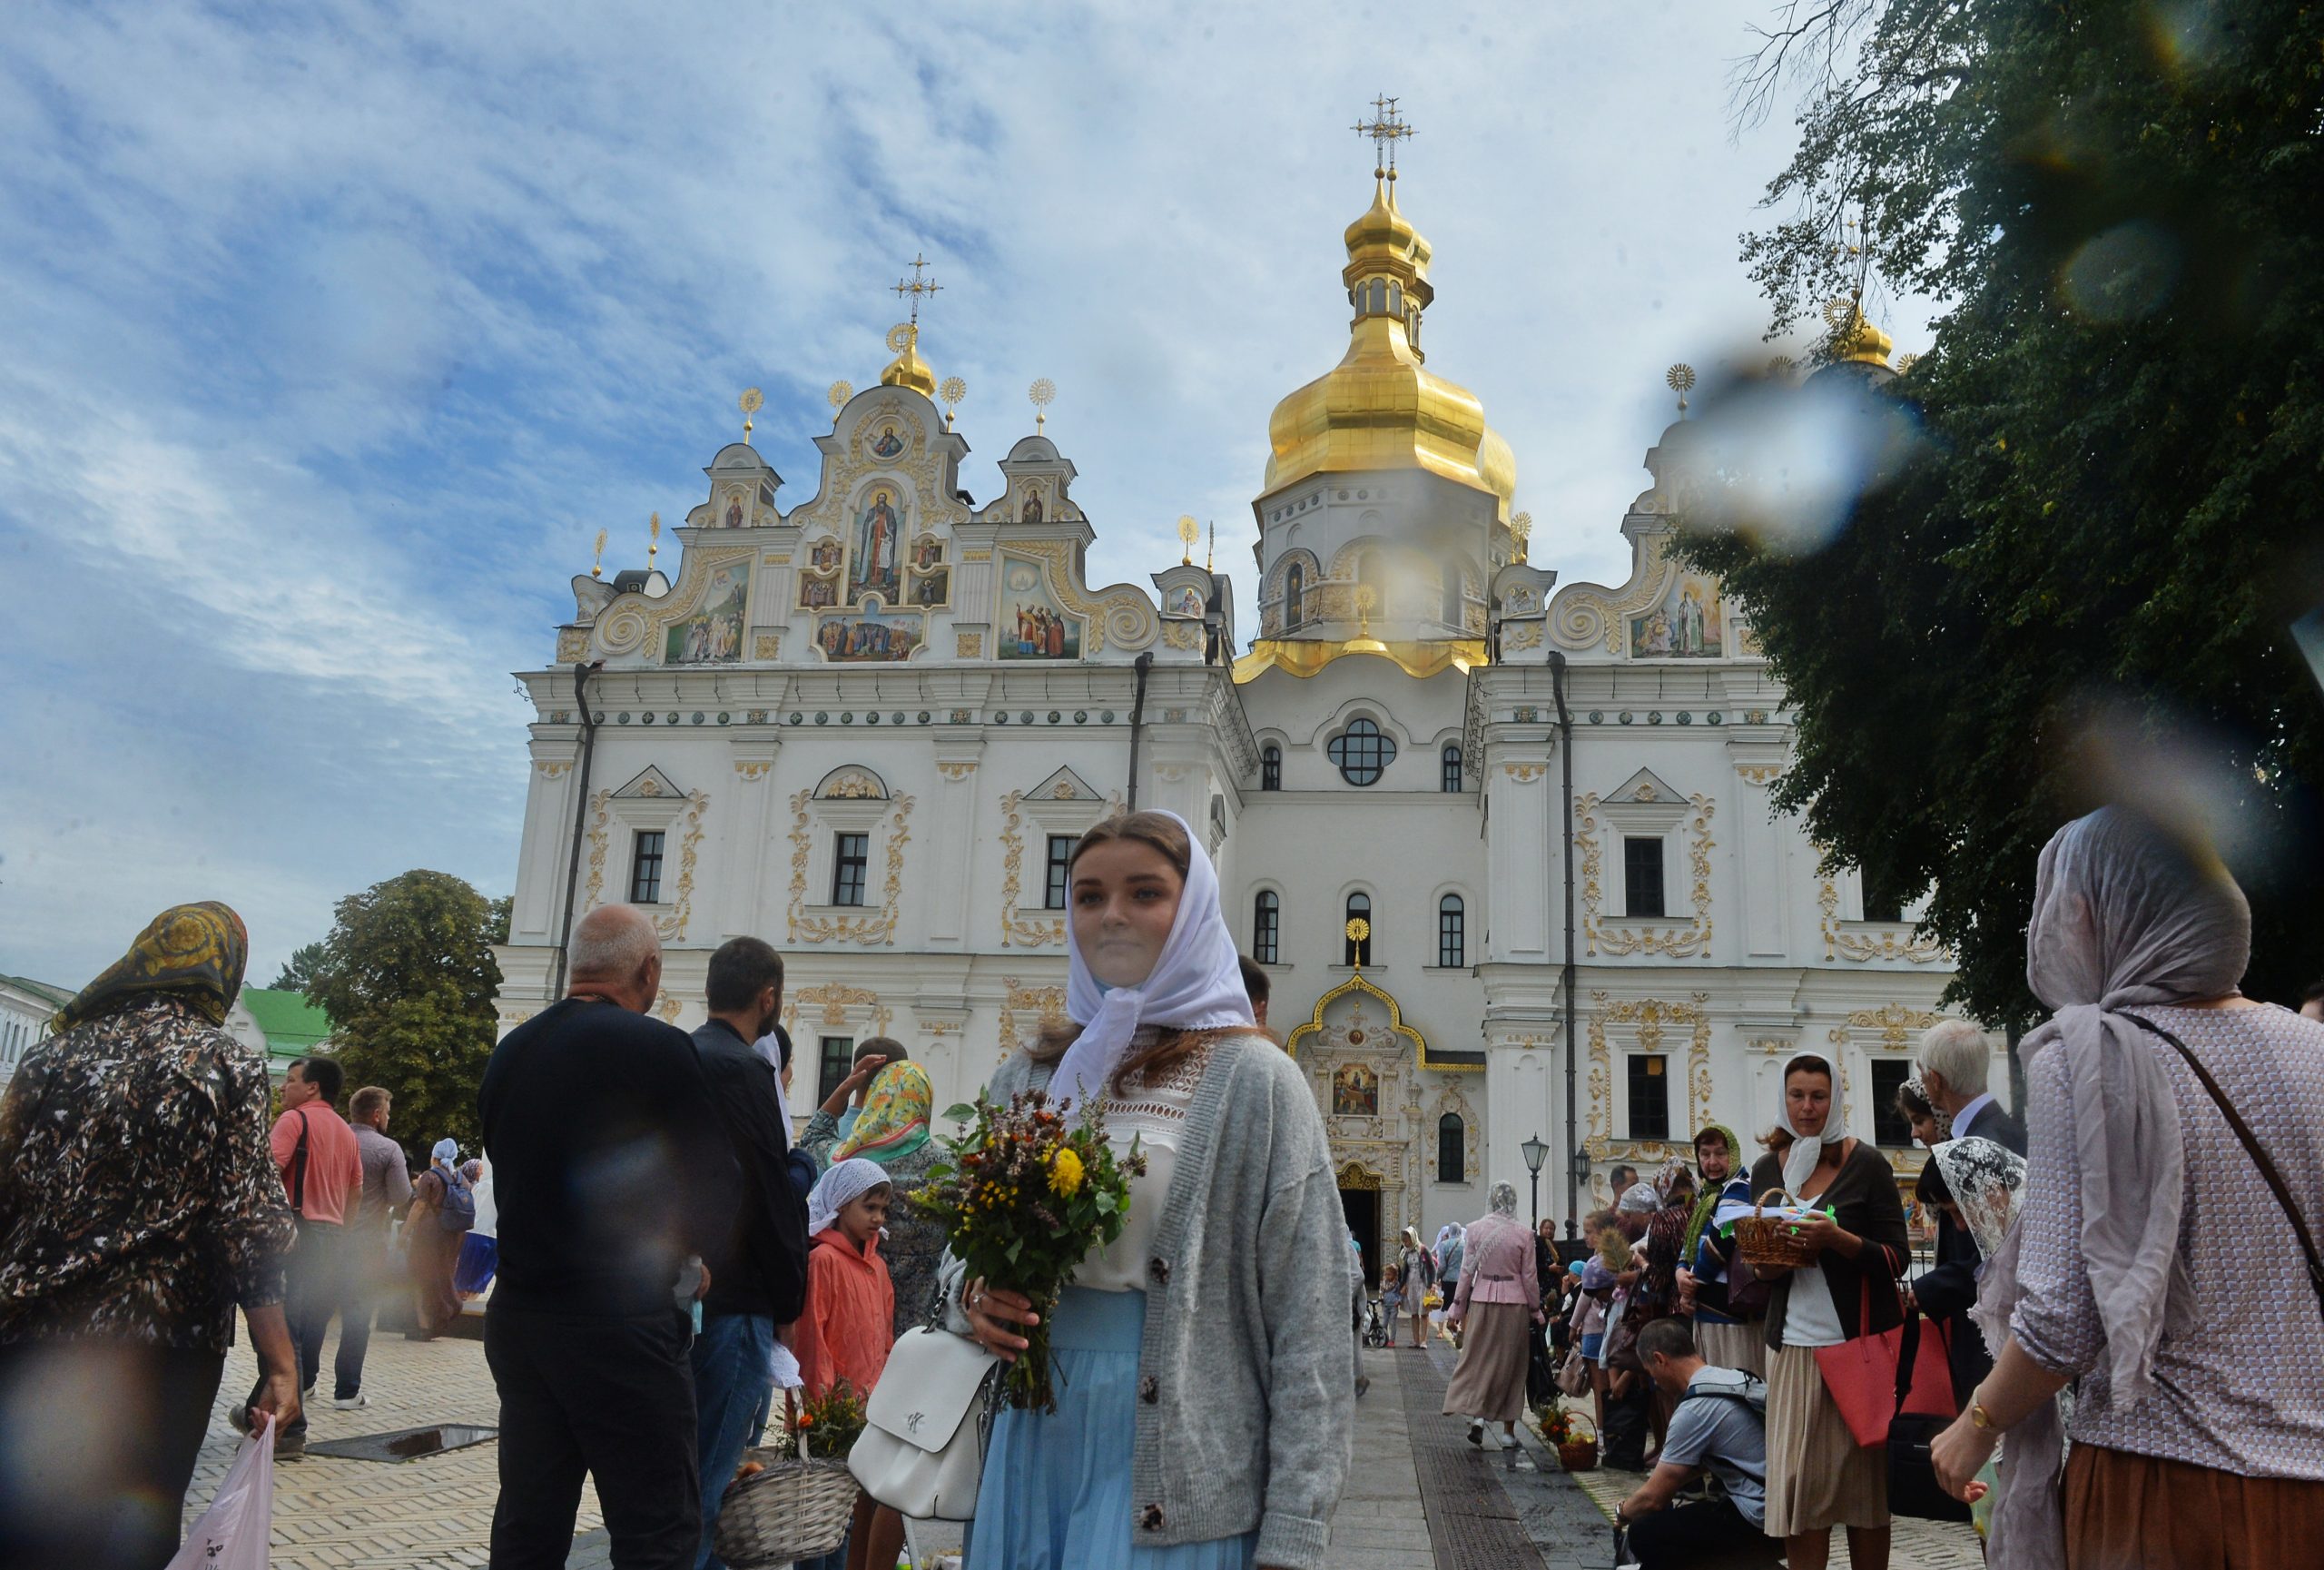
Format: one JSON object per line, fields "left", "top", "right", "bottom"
{"left": 1489, "top": 1182, "right": 1519, "bottom": 1218}
{"left": 1680, "top": 1122, "right": 1743, "bottom": 1263}
{"left": 834, "top": 1061, "right": 933, "bottom": 1165}
{"left": 54, "top": 902, "right": 249, "bottom": 1032}
{"left": 1650, "top": 1159, "right": 1694, "bottom": 1207}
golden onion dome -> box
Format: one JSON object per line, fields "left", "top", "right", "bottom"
{"left": 1262, "top": 177, "right": 1513, "bottom": 518}
{"left": 1829, "top": 300, "right": 1895, "bottom": 368}
{"left": 878, "top": 323, "right": 938, "bottom": 396}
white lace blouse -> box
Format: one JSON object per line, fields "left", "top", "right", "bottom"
{"left": 1077, "top": 1042, "right": 1211, "bottom": 1293}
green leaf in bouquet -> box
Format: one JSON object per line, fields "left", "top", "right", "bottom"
{"left": 942, "top": 1102, "right": 979, "bottom": 1125}
{"left": 1095, "top": 1190, "right": 1118, "bottom": 1215}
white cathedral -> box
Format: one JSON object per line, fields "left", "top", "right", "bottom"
{"left": 490, "top": 153, "right": 1994, "bottom": 1273}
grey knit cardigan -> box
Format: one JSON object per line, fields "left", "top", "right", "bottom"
{"left": 940, "top": 1031, "right": 1354, "bottom": 1569}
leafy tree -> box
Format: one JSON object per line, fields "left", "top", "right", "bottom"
{"left": 271, "top": 940, "right": 326, "bottom": 995}
{"left": 304, "top": 871, "right": 507, "bottom": 1153}
{"left": 1679, "top": 0, "right": 2324, "bottom": 1029}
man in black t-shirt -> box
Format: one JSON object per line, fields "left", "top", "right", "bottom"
{"left": 480, "top": 903, "right": 740, "bottom": 1569}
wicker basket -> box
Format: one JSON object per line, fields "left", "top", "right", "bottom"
{"left": 1733, "top": 1188, "right": 1822, "bottom": 1274}
{"left": 712, "top": 1447, "right": 859, "bottom": 1568}
{"left": 1554, "top": 1410, "right": 1600, "bottom": 1472}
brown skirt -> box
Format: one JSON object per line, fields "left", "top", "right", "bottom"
{"left": 1442, "top": 1301, "right": 1535, "bottom": 1423}
{"left": 2065, "top": 1443, "right": 2324, "bottom": 1570}
{"left": 1764, "top": 1341, "right": 1887, "bottom": 1536}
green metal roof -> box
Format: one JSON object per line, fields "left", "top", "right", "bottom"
{"left": 2, "top": 974, "right": 76, "bottom": 1011}
{"left": 237, "top": 988, "right": 335, "bottom": 1055}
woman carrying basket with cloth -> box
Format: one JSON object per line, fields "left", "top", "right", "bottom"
{"left": 1745, "top": 1052, "right": 1909, "bottom": 1570}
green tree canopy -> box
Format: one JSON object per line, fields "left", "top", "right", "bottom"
{"left": 271, "top": 940, "right": 325, "bottom": 995}
{"left": 1679, "top": 0, "right": 2324, "bottom": 1028}
{"left": 303, "top": 870, "right": 507, "bottom": 1153}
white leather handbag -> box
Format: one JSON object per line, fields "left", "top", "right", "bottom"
{"left": 847, "top": 1326, "right": 1000, "bottom": 1521}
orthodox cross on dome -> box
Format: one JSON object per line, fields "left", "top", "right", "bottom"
{"left": 1353, "top": 95, "right": 1413, "bottom": 181}
{"left": 893, "top": 252, "right": 941, "bottom": 330}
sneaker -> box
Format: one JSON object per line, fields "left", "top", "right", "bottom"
{"left": 1467, "top": 1421, "right": 1483, "bottom": 1447}
{"left": 331, "top": 1392, "right": 369, "bottom": 1409}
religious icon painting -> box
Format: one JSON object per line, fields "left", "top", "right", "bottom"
{"left": 1019, "top": 484, "right": 1045, "bottom": 525}
{"left": 665, "top": 564, "right": 747, "bottom": 665}
{"left": 909, "top": 567, "right": 950, "bottom": 607}
{"left": 809, "top": 537, "right": 843, "bottom": 573}
{"left": 911, "top": 535, "right": 944, "bottom": 571}
{"left": 721, "top": 488, "right": 746, "bottom": 529}
{"left": 814, "top": 602, "right": 922, "bottom": 663}
{"left": 798, "top": 571, "right": 839, "bottom": 610}
{"left": 868, "top": 423, "right": 906, "bottom": 459}
{"left": 997, "top": 556, "right": 1081, "bottom": 660}
{"left": 1166, "top": 585, "right": 1206, "bottom": 619}
{"left": 1332, "top": 1061, "right": 1380, "bottom": 1118}
{"left": 1629, "top": 571, "right": 1724, "bottom": 658}
{"left": 850, "top": 489, "right": 906, "bottom": 605}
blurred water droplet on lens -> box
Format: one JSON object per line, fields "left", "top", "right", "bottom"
{"left": 2060, "top": 221, "right": 2182, "bottom": 321}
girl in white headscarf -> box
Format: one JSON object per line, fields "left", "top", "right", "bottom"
{"left": 1746, "top": 1052, "right": 1911, "bottom": 1568}
{"left": 1930, "top": 808, "right": 2324, "bottom": 1569}
{"left": 946, "top": 813, "right": 1349, "bottom": 1570}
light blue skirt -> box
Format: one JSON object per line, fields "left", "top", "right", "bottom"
{"left": 966, "top": 1287, "right": 1258, "bottom": 1570}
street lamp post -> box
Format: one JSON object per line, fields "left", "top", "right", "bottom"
{"left": 1521, "top": 1133, "right": 1551, "bottom": 1229}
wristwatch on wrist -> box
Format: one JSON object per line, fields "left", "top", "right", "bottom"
{"left": 1969, "top": 1400, "right": 1997, "bottom": 1431}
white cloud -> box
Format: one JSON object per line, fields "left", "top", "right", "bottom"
{"left": 0, "top": 0, "right": 1935, "bottom": 984}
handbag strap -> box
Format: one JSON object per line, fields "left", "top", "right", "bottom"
{"left": 2118, "top": 1011, "right": 2324, "bottom": 1323}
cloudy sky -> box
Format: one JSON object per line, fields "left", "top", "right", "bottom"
{"left": 0, "top": 1, "right": 1935, "bottom": 988}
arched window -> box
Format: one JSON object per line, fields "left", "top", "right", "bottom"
{"left": 1440, "top": 743, "right": 1462, "bottom": 794}
{"left": 1442, "top": 566, "right": 1462, "bottom": 626}
{"left": 1253, "top": 890, "right": 1280, "bottom": 965}
{"left": 1328, "top": 717, "right": 1396, "bottom": 785}
{"left": 1344, "top": 892, "right": 1373, "bottom": 965}
{"left": 1284, "top": 562, "right": 1305, "bottom": 625}
{"left": 1438, "top": 894, "right": 1465, "bottom": 967}
{"left": 1260, "top": 744, "right": 1282, "bottom": 791}
{"left": 1438, "top": 1112, "right": 1465, "bottom": 1185}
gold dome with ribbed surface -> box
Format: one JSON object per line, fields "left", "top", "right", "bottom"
{"left": 1261, "top": 176, "right": 1515, "bottom": 518}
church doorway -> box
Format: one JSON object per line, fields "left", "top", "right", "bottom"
{"left": 1336, "top": 1160, "right": 1384, "bottom": 1287}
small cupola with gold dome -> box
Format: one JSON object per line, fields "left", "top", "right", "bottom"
{"left": 1238, "top": 101, "right": 1515, "bottom": 684}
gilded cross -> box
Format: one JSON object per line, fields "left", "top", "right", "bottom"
{"left": 893, "top": 253, "right": 941, "bottom": 328}
{"left": 1352, "top": 95, "right": 1413, "bottom": 178}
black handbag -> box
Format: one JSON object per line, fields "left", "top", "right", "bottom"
{"left": 1885, "top": 1313, "right": 1969, "bottom": 1522}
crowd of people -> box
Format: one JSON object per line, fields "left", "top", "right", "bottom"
{"left": 0, "top": 804, "right": 2319, "bottom": 1570}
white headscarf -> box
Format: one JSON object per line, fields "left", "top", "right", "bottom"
{"left": 807, "top": 1157, "right": 891, "bottom": 1237}
{"left": 1930, "top": 1136, "right": 2027, "bottom": 1263}
{"left": 753, "top": 1031, "right": 793, "bottom": 1131}
{"left": 1777, "top": 1052, "right": 1845, "bottom": 1197}
{"left": 1054, "top": 811, "right": 1252, "bottom": 1112}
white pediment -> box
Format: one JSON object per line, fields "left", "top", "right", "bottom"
{"left": 1609, "top": 767, "right": 1683, "bottom": 805}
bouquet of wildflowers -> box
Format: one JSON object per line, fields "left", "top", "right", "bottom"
{"left": 763, "top": 1379, "right": 867, "bottom": 1463}
{"left": 913, "top": 1087, "right": 1145, "bottom": 1412}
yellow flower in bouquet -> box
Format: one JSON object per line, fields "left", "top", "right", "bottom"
{"left": 914, "top": 1087, "right": 1145, "bottom": 1412}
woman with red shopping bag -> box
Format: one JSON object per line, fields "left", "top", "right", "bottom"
{"left": 1744, "top": 1053, "right": 1910, "bottom": 1570}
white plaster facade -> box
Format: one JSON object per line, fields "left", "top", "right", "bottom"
{"left": 490, "top": 182, "right": 1997, "bottom": 1270}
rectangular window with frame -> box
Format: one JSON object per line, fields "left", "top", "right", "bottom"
{"left": 1623, "top": 835, "right": 1667, "bottom": 919}
{"left": 816, "top": 1036, "right": 855, "bottom": 1107}
{"left": 1627, "top": 1053, "right": 1670, "bottom": 1140}
{"left": 832, "top": 832, "right": 870, "bottom": 906}
{"left": 1437, "top": 897, "right": 1465, "bottom": 968}
{"left": 1870, "top": 1058, "right": 1914, "bottom": 1147}
{"left": 1044, "top": 835, "right": 1077, "bottom": 910}
{"left": 628, "top": 830, "right": 665, "bottom": 904}
{"left": 1253, "top": 891, "right": 1280, "bottom": 965}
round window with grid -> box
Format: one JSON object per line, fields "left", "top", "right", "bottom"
{"left": 1327, "top": 718, "right": 1397, "bottom": 785}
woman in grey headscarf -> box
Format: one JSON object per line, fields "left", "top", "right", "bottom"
{"left": 1930, "top": 807, "right": 2324, "bottom": 1568}
{"left": 1441, "top": 1182, "right": 1543, "bottom": 1457}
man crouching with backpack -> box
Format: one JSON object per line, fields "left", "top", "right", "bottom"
{"left": 1613, "top": 1318, "right": 1778, "bottom": 1570}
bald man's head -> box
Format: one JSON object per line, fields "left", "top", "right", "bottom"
{"left": 567, "top": 903, "right": 663, "bottom": 1012}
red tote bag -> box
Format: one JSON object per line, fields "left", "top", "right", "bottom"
{"left": 1814, "top": 1278, "right": 1957, "bottom": 1447}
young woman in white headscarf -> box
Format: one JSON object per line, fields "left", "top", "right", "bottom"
{"left": 1929, "top": 807, "right": 2324, "bottom": 1569}
{"left": 1746, "top": 1052, "right": 1910, "bottom": 1570}
{"left": 947, "top": 813, "right": 1350, "bottom": 1570}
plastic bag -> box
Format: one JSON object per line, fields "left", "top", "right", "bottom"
{"left": 169, "top": 1415, "right": 274, "bottom": 1568}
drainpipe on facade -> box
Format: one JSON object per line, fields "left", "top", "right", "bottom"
{"left": 549, "top": 661, "right": 604, "bottom": 1002}
{"left": 1125, "top": 652, "right": 1155, "bottom": 811}
{"left": 1549, "top": 651, "right": 1580, "bottom": 1239}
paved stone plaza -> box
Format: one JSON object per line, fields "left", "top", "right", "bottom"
{"left": 188, "top": 1327, "right": 1984, "bottom": 1568}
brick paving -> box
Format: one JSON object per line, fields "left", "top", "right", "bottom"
{"left": 182, "top": 1320, "right": 1984, "bottom": 1569}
